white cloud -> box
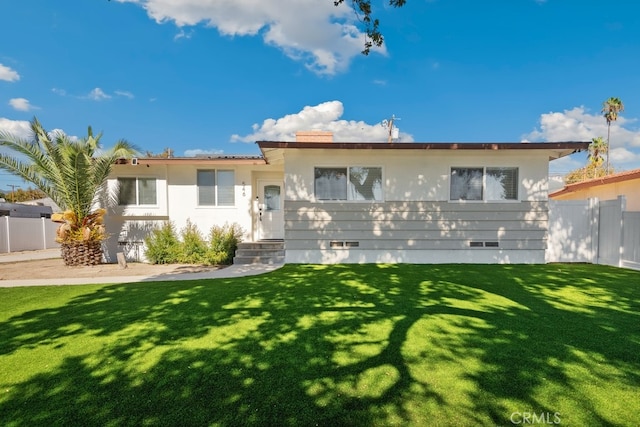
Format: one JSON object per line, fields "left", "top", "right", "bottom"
{"left": 8, "top": 98, "right": 37, "bottom": 112}
{"left": 52, "top": 88, "right": 67, "bottom": 96}
{"left": 87, "top": 87, "right": 112, "bottom": 101}
{"left": 174, "top": 28, "right": 194, "bottom": 40}
{"left": 0, "top": 118, "right": 31, "bottom": 139}
{"left": 231, "top": 100, "right": 413, "bottom": 143}
{"left": 0, "top": 118, "right": 70, "bottom": 141}
{"left": 0, "top": 118, "right": 31, "bottom": 161}
{"left": 115, "top": 0, "right": 381, "bottom": 75}
{"left": 0, "top": 63, "right": 20, "bottom": 82}
{"left": 115, "top": 90, "right": 134, "bottom": 99}
{"left": 184, "top": 148, "right": 224, "bottom": 157}
{"left": 523, "top": 106, "right": 640, "bottom": 171}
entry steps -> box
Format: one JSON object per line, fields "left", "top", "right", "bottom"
{"left": 233, "top": 240, "right": 285, "bottom": 264}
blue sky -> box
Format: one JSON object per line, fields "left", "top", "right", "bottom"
{"left": 1, "top": 0, "right": 640, "bottom": 192}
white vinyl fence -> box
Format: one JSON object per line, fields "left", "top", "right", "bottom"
{"left": 547, "top": 196, "right": 640, "bottom": 270}
{"left": 0, "top": 216, "right": 60, "bottom": 253}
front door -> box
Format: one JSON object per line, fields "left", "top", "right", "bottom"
{"left": 257, "top": 180, "right": 284, "bottom": 240}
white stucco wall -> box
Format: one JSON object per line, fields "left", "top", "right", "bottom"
{"left": 283, "top": 148, "right": 549, "bottom": 202}
{"left": 104, "top": 162, "right": 274, "bottom": 262}
{"left": 282, "top": 147, "right": 551, "bottom": 264}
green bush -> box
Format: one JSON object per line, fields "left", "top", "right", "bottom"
{"left": 178, "top": 219, "right": 208, "bottom": 264}
{"left": 144, "top": 220, "right": 243, "bottom": 265}
{"left": 143, "top": 222, "right": 180, "bottom": 264}
{"left": 206, "top": 223, "right": 243, "bottom": 265}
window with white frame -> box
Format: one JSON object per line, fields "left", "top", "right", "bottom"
{"left": 314, "top": 167, "right": 382, "bottom": 201}
{"left": 118, "top": 177, "right": 157, "bottom": 205}
{"left": 197, "top": 169, "right": 235, "bottom": 206}
{"left": 450, "top": 167, "right": 518, "bottom": 201}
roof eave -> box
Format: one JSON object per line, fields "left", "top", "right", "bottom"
{"left": 256, "top": 141, "right": 590, "bottom": 163}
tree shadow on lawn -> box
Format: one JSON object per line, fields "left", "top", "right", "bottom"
{"left": 0, "top": 264, "right": 639, "bottom": 426}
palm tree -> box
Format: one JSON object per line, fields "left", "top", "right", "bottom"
{"left": 602, "top": 97, "right": 624, "bottom": 173}
{"left": 0, "top": 117, "right": 137, "bottom": 265}
{"left": 588, "top": 136, "right": 607, "bottom": 166}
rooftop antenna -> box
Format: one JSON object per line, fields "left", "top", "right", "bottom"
{"left": 381, "top": 114, "right": 400, "bottom": 143}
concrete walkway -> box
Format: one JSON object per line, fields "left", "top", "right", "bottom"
{"left": 0, "top": 249, "right": 284, "bottom": 288}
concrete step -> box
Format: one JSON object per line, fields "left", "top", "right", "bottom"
{"left": 233, "top": 255, "right": 285, "bottom": 265}
{"left": 234, "top": 241, "right": 285, "bottom": 265}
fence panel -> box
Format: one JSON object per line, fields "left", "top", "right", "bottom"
{"left": 547, "top": 199, "right": 597, "bottom": 263}
{"left": 598, "top": 198, "right": 624, "bottom": 267}
{"left": 0, "top": 217, "right": 8, "bottom": 253}
{"left": 0, "top": 217, "right": 60, "bottom": 253}
{"left": 622, "top": 212, "right": 640, "bottom": 269}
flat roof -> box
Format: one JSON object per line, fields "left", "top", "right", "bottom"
{"left": 257, "top": 141, "right": 590, "bottom": 163}
{"left": 257, "top": 141, "right": 590, "bottom": 150}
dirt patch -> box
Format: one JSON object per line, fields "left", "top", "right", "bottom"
{"left": 0, "top": 258, "right": 223, "bottom": 281}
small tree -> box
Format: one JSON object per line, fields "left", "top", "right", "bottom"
{"left": 0, "top": 118, "right": 138, "bottom": 265}
{"left": 564, "top": 137, "right": 612, "bottom": 184}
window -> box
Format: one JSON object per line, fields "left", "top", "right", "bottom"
{"left": 118, "top": 177, "right": 157, "bottom": 205}
{"left": 450, "top": 167, "right": 518, "bottom": 201}
{"left": 315, "top": 167, "right": 382, "bottom": 201}
{"left": 486, "top": 167, "right": 518, "bottom": 200}
{"left": 450, "top": 168, "right": 483, "bottom": 200}
{"left": 197, "top": 169, "right": 235, "bottom": 206}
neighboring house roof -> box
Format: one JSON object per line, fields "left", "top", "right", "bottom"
{"left": 256, "top": 141, "right": 590, "bottom": 164}
{"left": 115, "top": 155, "right": 266, "bottom": 166}
{"left": 20, "top": 197, "right": 62, "bottom": 212}
{"left": 549, "top": 168, "right": 640, "bottom": 198}
{"left": 0, "top": 202, "right": 53, "bottom": 218}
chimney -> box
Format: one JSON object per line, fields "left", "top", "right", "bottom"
{"left": 295, "top": 131, "right": 333, "bottom": 143}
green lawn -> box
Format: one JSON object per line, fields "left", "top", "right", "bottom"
{"left": 1, "top": 264, "right": 639, "bottom": 426}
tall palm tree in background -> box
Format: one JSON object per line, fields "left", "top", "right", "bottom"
{"left": 0, "top": 117, "right": 137, "bottom": 265}
{"left": 602, "top": 97, "right": 624, "bottom": 174}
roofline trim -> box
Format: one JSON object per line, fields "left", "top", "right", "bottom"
{"left": 115, "top": 157, "right": 267, "bottom": 166}
{"left": 256, "top": 141, "right": 590, "bottom": 150}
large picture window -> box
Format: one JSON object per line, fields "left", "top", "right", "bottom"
{"left": 118, "top": 177, "right": 157, "bottom": 205}
{"left": 315, "top": 167, "right": 382, "bottom": 201}
{"left": 197, "top": 169, "right": 235, "bottom": 206}
{"left": 450, "top": 167, "right": 518, "bottom": 201}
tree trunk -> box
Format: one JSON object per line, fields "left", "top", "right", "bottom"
{"left": 60, "top": 241, "right": 103, "bottom": 266}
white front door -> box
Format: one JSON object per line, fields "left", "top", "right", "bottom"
{"left": 257, "top": 180, "right": 284, "bottom": 240}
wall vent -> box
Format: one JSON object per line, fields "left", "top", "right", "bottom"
{"left": 484, "top": 241, "right": 499, "bottom": 247}
{"left": 345, "top": 241, "right": 360, "bottom": 247}
{"left": 469, "top": 241, "right": 483, "bottom": 248}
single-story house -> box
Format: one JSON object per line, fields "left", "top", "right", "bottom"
{"left": 550, "top": 168, "right": 640, "bottom": 211}
{"left": 104, "top": 132, "right": 588, "bottom": 264}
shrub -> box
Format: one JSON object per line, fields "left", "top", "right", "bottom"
{"left": 144, "top": 220, "right": 243, "bottom": 265}
{"left": 207, "top": 223, "right": 243, "bottom": 265}
{"left": 144, "top": 222, "right": 180, "bottom": 264}
{"left": 178, "top": 219, "right": 208, "bottom": 264}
